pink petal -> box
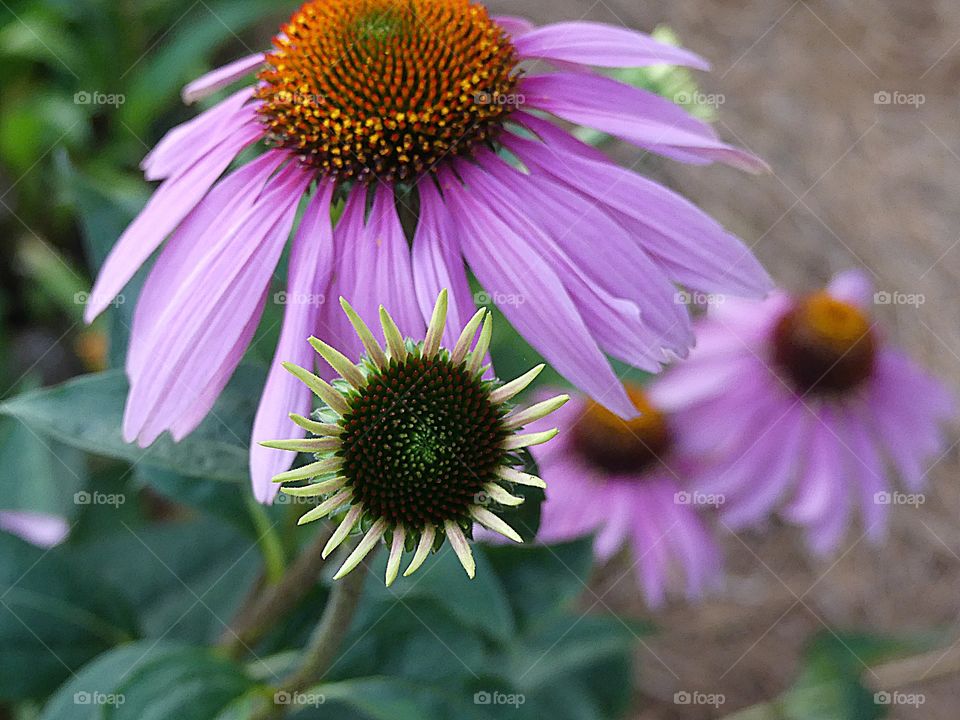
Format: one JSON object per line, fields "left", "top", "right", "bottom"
{"left": 142, "top": 88, "right": 255, "bottom": 181}
{"left": 0, "top": 511, "right": 69, "bottom": 547}
{"left": 827, "top": 269, "right": 874, "bottom": 309}
{"left": 514, "top": 21, "right": 709, "bottom": 70}
{"left": 412, "top": 181, "right": 477, "bottom": 347}
{"left": 492, "top": 15, "right": 535, "bottom": 37}
{"left": 439, "top": 169, "right": 636, "bottom": 419}
{"left": 182, "top": 53, "right": 265, "bottom": 105}
{"left": 86, "top": 121, "right": 264, "bottom": 322}
{"left": 519, "top": 73, "right": 767, "bottom": 172}
{"left": 251, "top": 184, "right": 336, "bottom": 504}
{"left": 505, "top": 117, "right": 772, "bottom": 296}
{"left": 128, "top": 151, "right": 286, "bottom": 380}
{"left": 124, "top": 165, "right": 311, "bottom": 445}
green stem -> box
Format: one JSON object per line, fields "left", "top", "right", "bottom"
{"left": 247, "top": 496, "right": 287, "bottom": 584}
{"left": 249, "top": 560, "right": 369, "bottom": 720}
{"left": 219, "top": 524, "right": 334, "bottom": 657}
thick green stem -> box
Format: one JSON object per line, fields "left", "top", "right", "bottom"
{"left": 219, "top": 525, "right": 333, "bottom": 657}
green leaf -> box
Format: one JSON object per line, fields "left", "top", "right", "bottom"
{"left": 109, "top": 646, "right": 255, "bottom": 720}
{"left": 311, "top": 676, "right": 434, "bottom": 720}
{"left": 74, "top": 518, "right": 262, "bottom": 643}
{"left": 482, "top": 538, "right": 595, "bottom": 631}
{"left": 0, "top": 414, "right": 86, "bottom": 517}
{"left": 0, "top": 365, "right": 266, "bottom": 483}
{"left": 0, "top": 534, "right": 138, "bottom": 700}
{"left": 362, "top": 545, "right": 515, "bottom": 643}
{"left": 41, "top": 642, "right": 253, "bottom": 720}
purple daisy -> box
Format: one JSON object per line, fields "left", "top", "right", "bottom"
{"left": 84, "top": 0, "right": 771, "bottom": 502}
{"left": 651, "top": 270, "right": 955, "bottom": 554}
{"left": 515, "top": 386, "right": 722, "bottom": 607}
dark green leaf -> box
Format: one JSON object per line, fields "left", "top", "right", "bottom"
{"left": 0, "top": 534, "right": 138, "bottom": 700}
{"left": 74, "top": 518, "right": 262, "bottom": 643}
{"left": 0, "top": 365, "right": 266, "bottom": 483}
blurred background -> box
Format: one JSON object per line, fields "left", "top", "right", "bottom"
{"left": 1, "top": 0, "right": 958, "bottom": 717}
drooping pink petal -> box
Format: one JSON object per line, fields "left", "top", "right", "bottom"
{"left": 412, "top": 180, "right": 477, "bottom": 346}
{"left": 86, "top": 121, "right": 265, "bottom": 323}
{"left": 123, "top": 164, "right": 312, "bottom": 446}
{"left": 519, "top": 73, "right": 767, "bottom": 172}
{"left": 592, "top": 482, "right": 635, "bottom": 560}
{"left": 720, "top": 401, "right": 808, "bottom": 529}
{"left": 629, "top": 489, "right": 673, "bottom": 607}
{"left": 513, "top": 21, "right": 709, "bottom": 70}
{"left": 182, "top": 53, "right": 266, "bottom": 105}
{"left": 142, "top": 88, "right": 255, "bottom": 181}
{"left": 170, "top": 299, "right": 266, "bottom": 441}
{"left": 505, "top": 117, "right": 772, "bottom": 296}
{"left": 129, "top": 151, "right": 287, "bottom": 380}
{"left": 782, "top": 407, "right": 847, "bottom": 528}
{"left": 0, "top": 511, "right": 69, "bottom": 547}
{"left": 337, "top": 185, "right": 424, "bottom": 348}
{"left": 473, "top": 152, "right": 694, "bottom": 360}
{"left": 439, "top": 169, "right": 636, "bottom": 419}
{"left": 840, "top": 402, "right": 889, "bottom": 543}
{"left": 251, "top": 183, "right": 336, "bottom": 504}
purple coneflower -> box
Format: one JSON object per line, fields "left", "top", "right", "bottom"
{"left": 516, "top": 385, "right": 722, "bottom": 607}
{"left": 84, "top": 0, "right": 771, "bottom": 502}
{"left": 651, "top": 270, "right": 955, "bottom": 553}
{"left": 264, "top": 290, "right": 567, "bottom": 585}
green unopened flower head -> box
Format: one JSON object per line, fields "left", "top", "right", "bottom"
{"left": 262, "top": 290, "right": 568, "bottom": 585}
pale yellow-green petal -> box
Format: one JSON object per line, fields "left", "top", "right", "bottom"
{"left": 502, "top": 428, "right": 558, "bottom": 450}
{"left": 333, "top": 518, "right": 389, "bottom": 579}
{"left": 403, "top": 524, "right": 436, "bottom": 577}
{"left": 444, "top": 520, "right": 475, "bottom": 579}
{"left": 297, "top": 489, "right": 353, "bottom": 525}
{"left": 489, "top": 364, "right": 545, "bottom": 404}
{"left": 470, "top": 506, "right": 523, "bottom": 543}
{"left": 385, "top": 527, "right": 406, "bottom": 587}
{"left": 323, "top": 505, "right": 363, "bottom": 559}
{"left": 451, "top": 308, "right": 486, "bottom": 365}
{"left": 340, "top": 298, "right": 387, "bottom": 370}
{"left": 423, "top": 290, "right": 448, "bottom": 359}
{"left": 308, "top": 337, "right": 366, "bottom": 389}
